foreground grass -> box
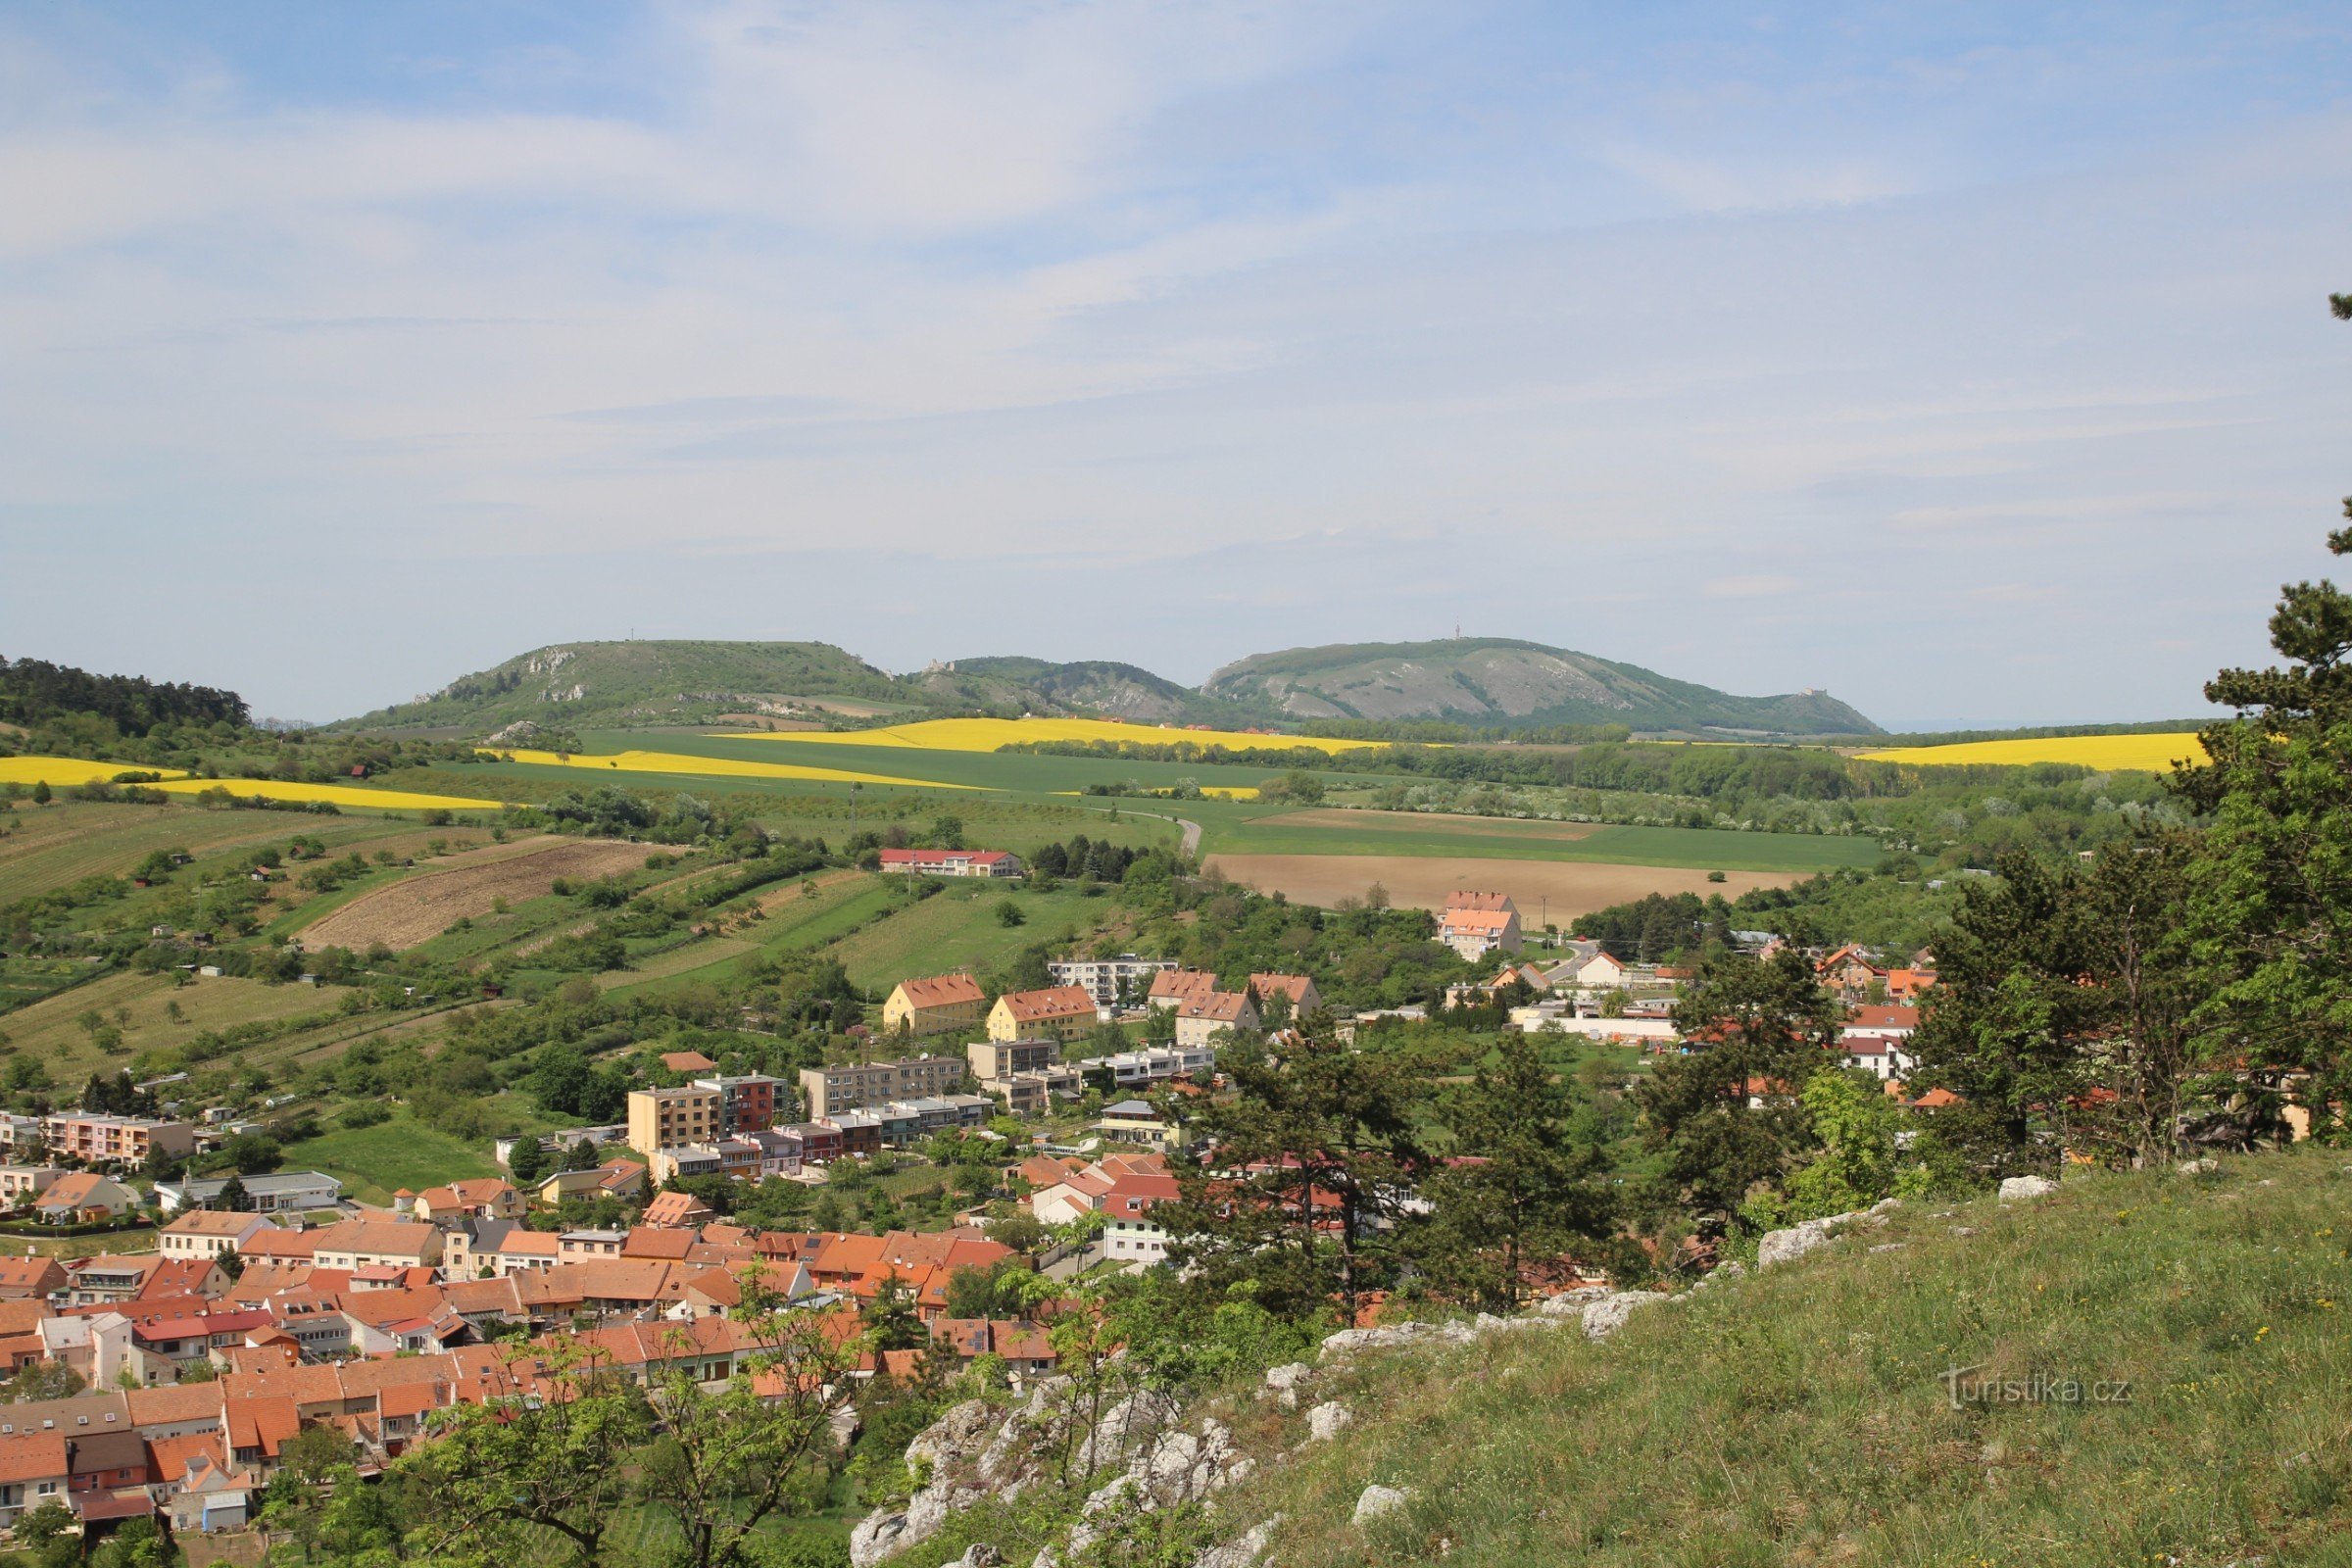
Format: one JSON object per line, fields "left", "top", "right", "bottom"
{"left": 1237, "top": 1150, "right": 2352, "bottom": 1568}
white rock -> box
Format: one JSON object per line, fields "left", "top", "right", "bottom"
{"left": 1263, "top": 1361, "right": 1311, "bottom": 1391}
{"left": 1305, "top": 1401, "right": 1353, "bottom": 1442}
{"left": 2178, "top": 1157, "right": 2219, "bottom": 1175}
{"left": 955, "top": 1548, "right": 1004, "bottom": 1568}
{"left": 1998, "top": 1176, "right": 2059, "bottom": 1202}
{"left": 1319, "top": 1321, "right": 1474, "bottom": 1360}
{"left": 1869, "top": 1243, "right": 1906, "bottom": 1254}
{"left": 1582, "top": 1290, "right": 1669, "bottom": 1340}
{"left": 1194, "top": 1517, "right": 1278, "bottom": 1568}
{"left": 1758, "top": 1217, "right": 1838, "bottom": 1269}
{"left": 1276, "top": 1389, "right": 1297, "bottom": 1411}
{"left": 1353, "top": 1484, "right": 1411, "bottom": 1526}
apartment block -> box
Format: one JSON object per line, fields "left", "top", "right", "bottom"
{"left": 625, "top": 1085, "right": 722, "bottom": 1158}
{"left": 796, "top": 1055, "right": 964, "bottom": 1120}
{"left": 43, "top": 1114, "right": 195, "bottom": 1166}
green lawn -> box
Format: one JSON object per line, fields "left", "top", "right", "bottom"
{"left": 824, "top": 881, "right": 1119, "bottom": 990}
{"left": 281, "top": 1107, "right": 500, "bottom": 1205}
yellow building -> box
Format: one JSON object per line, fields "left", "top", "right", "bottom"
{"left": 987, "top": 985, "right": 1098, "bottom": 1043}
{"left": 626, "top": 1085, "right": 721, "bottom": 1157}
{"left": 882, "top": 972, "right": 988, "bottom": 1037}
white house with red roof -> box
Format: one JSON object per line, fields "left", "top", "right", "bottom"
{"left": 877, "top": 848, "right": 1023, "bottom": 879}
{"left": 1437, "top": 892, "right": 1522, "bottom": 961}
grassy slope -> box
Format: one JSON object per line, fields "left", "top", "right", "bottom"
{"left": 822, "top": 882, "right": 1120, "bottom": 990}
{"left": 1239, "top": 1151, "right": 2352, "bottom": 1568}
{"left": 0, "top": 800, "right": 434, "bottom": 901}
{"left": 0, "top": 968, "right": 353, "bottom": 1080}
{"left": 281, "top": 1107, "right": 500, "bottom": 1206}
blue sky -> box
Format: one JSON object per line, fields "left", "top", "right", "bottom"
{"left": 4, "top": 2, "right": 2349, "bottom": 727}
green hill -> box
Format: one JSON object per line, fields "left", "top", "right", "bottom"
{"left": 328, "top": 636, "right": 1880, "bottom": 738}
{"left": 1203, "top": 636, "right": 1880, "bottom": 736}
{"left": 328, "top": 640, "right": 911, "bottom": 734}
{"left": 894, "top": 1150, "right": 2352, "bottom": 1568}
{"left": 908, "top": 657, "right": 1275, "bottom": 726}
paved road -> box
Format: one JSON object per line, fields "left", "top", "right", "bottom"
{"left": 1122, "top": 810, "right": 1201, "bottom": 858}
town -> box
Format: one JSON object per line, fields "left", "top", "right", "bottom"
{"left": 0, "top": 880, "right": 1956, "bottom": 1555}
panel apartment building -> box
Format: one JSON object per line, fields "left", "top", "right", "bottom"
{"left": 797, "top": 1054, "right": 966, "bottom": 1121}
{"left": 1047, "top": 955, "right": 1177, "bottom": 1007}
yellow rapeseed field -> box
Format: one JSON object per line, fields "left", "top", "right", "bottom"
{"left": 718, "top": 716, "right": 1388, "bottom": 755}
{"left": 483, "top": 747, "right": 975, "bottom": 791}
{"left": 1857, "top": 732, "right": 2207, "bottom": 771}
{"left": 154, "top": 779, "right": 500, "bottom": 810}
{"left": 0, "top": 757, "right": 189, "bottom": 786}
{"left": 0, "top": 755, "right": 493, "bottom": 810}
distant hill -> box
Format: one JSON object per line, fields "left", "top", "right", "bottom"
{"left": 330, "top": 636, "right": 1878, "bottom": 738}
{"left": 908, "top": 658, "right": 1274, "bottom": 726}
{"left": 1202, "top": 637, "right": 1879, "bottom": 736}
{"left": 328, "top": 641, "right": 908, "bottom": 734}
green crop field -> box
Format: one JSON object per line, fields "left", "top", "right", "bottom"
{"left": 1202, "top": 810, "right": 1883, "bottom": 872}
{"left": 823, "top": 881, "right": 1121, "bottom": 990}
{"left": 281, "top": 1107, "right": 501, "bottom": 1206}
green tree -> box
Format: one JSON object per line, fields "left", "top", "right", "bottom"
{"left": 1163, "top": 1024, "right": 1430, "bottom": 1320}
{"left": 861, "top": 1276, "right": 927, "bottom": 1349}
{"left": 2185, "top": 355, "right": 2352, "bottom": 1142}
{"left": 507, "top": 1135, "right": 549, "bottom": 1186}
{"left": 1634, "top": 949, "right": 1839, "bottom": 1226}
{"left": 1408, "top": 1033, "right": 1618, "bottom": 1311}
{"left": 401, "top": 1343, "right": 648, "bottom": 1565}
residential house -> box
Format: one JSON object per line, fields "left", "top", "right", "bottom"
{"left": 642, "top": 1191, "right": 715, "bottom": 1230}
{"left": 1172, "top": 991, "right": 1258, "bottom": 1050}
{"left": 159, "top": 1210, "right": 275, "bottom": 1261}
{"left": 659, "top": 1051, "right": 718, "bottom": 1074}
{"left": 882, "top": 973, "right": 989, "bottom": 1037}
{"left": 407, "top": 1179, "right": 525, "bottom": 1224}
{"left": 534, "top": 1157, "right": 647, "bottom": 1206}
{"left": 986, "top": 986, "right": 1098, "bottom": 1044}
{"left": 1098, "top": 1100, "right": 1189, "bottom": 1152}
{"left": 1146, "top": 969, "right": 1221, "bottom": 1009}
{"left": 0, "top": 1257, "right": 66, "bottom": 1300}
{"left": 0, "top": 1433, "right": 69, "bottom": 1526}
{"left": 0, "top": 1166, "right": 63, "bottom": 1203}
{"left": 1247, "top": 972, "right": 1323, "bottom": 1018}
{"left": 875, "top": 849, "right": 1023, "bottom": 879}
{"left": 32, "top": 1172, "right": 142, "bottom": 1225}
{"left": 1437, "top": 893, "right": 1522, "bottom": 961}
{"left": 307, "top": 1219, "right": 443, "bottom": 1271}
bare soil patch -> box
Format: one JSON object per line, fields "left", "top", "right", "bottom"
{"left": 300, "top": 838, "right": 650, "bottom": 951}
{"left": 1262, "top": 808, "right": 1603, "bottom": 842}
{"left": 1203, "top": 854, "right": 1805, "bottom": 922}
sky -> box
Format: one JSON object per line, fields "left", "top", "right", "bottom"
{"left": 3, "top": 3, "right": 2350, "bottom": 729}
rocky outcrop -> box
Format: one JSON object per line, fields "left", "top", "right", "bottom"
{"left": 1353, "top": 1484, "right": 1411, "bottom": 1525}
{"left": 1998, "top": 1176, "right": 2058, "bottom": 1202}
{"left": 1758, "top": 1199, "right": 1902, "bottom": 1270}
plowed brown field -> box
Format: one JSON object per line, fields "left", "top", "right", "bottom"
{"left": 300, "top": 837, "right": 651, "bottom": 951}
{"left": 1202, "top": 854, "right": 1805, "bottom": 921}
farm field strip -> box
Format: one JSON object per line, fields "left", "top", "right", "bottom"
{"left": 0, "top": 968, "right": 356, "bottom": 1079}
{"left": 714, "top": 716, "right": 1390, "bottom": 755}
{"left": 1259, "top": 808, "right": 1604, "bottom": 842}
{"left": 1202, "top": 815, "right": 1882, "bottom": 872}
{"left": 478, "top": 747, "right": 976, "bottom": 791}
{"left": 1, "top": 756, "right": 498, "bottom": 810}
{"left": 1857, "top": 732, "right": 2206, "bottom": 770}
{"left": 0, "top": 804, "right": 407, "bottom": 901}
{"left": 299, "top": 838, "right": 653, "bottom": 952}
{"left": 1202, "top": 854, "right": 1817, "bottom": 920}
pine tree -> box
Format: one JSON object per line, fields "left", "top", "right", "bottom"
{"left": 1634, "top": 949, "right": 1839, "bottom": 1226}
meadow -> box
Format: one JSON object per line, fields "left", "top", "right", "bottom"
{"left": 1858, "top": 731, "right": 2207, "bottom": 770}
{"left": 280, "top": 1107, "right": 502, "bottom": 1206}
